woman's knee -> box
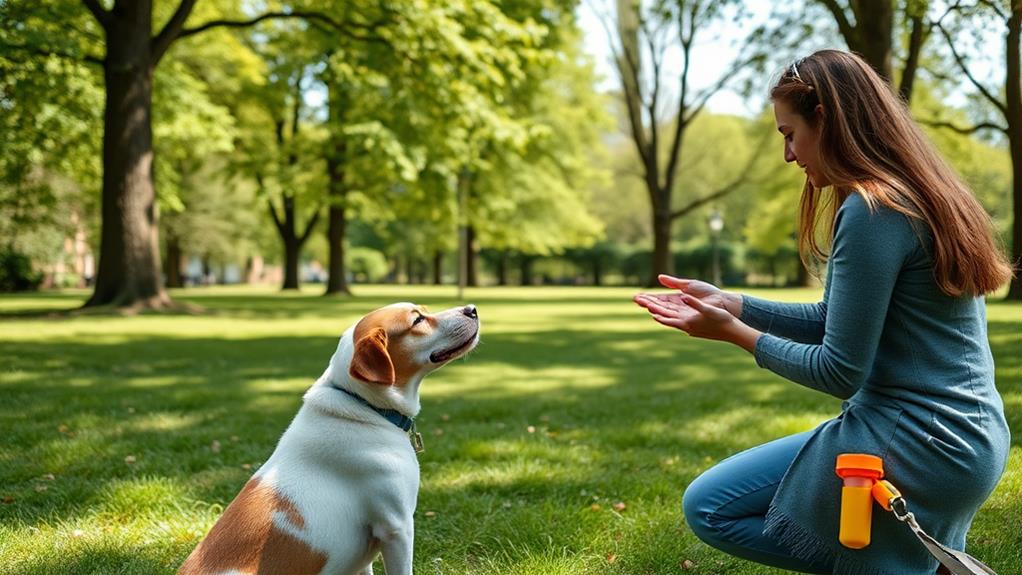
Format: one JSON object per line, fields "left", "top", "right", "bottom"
{"left": 682, "top": 470, "right": 721, "bottom": 543}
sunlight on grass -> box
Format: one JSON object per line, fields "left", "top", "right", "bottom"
{"left": 2, "top": 285, "right": 1020, "bottom": 574}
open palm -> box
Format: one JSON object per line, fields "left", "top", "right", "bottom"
{"left": 657, "top": 275, "right": 729, "bottom": 312}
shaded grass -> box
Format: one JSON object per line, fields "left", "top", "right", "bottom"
{"left": 1, "top": 285, "right": 1019, "bottom": 574}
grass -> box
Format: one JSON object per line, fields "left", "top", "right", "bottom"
{"left": 1, "top": 284, "right": 1020, "bottom": 574}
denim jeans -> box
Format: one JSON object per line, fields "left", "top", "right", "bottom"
{"left": 682, "top": 431, "right": 832, "bottom": 574}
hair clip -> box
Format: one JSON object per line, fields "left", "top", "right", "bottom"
{"left": 790, "top": 58, "right": 805, "bottom": 83}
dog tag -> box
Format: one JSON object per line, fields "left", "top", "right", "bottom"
{"left": 411, "top": 432, "right": 425, "bottom": 454}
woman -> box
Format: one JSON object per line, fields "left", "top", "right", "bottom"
{"left": 634, "top": 50, "right": 1014, "bottom": 574}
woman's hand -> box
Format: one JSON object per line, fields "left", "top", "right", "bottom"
{"left": 633, "top": 290, "right": 737, "bottom": 342}
{"left": 656, "top": 274, "right": 742, "bottom": 318}
{"left": 634, "top": 277, "right": 762, "bottom": 353}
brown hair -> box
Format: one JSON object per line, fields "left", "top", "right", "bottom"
{"left": 770, "top": 49, "right": 1015, "bottom": 297}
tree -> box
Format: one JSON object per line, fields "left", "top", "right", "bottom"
{"left": 0, "top": 2, "right": 103, "bottom": 282}
{"left": 929, "top": 2, "right": 1021, "bottom": 299}
{"left": 4, "top": 0, "right": 380, "bottom": 307}
{"left": 810, "top": 0, "right": 931, "bottom": 102}
{"left": 600, "top": 0, "right": 767, "bottom": 285}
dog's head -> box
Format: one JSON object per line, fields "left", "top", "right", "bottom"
{"left": 346, "top": 302, "right": 480, "bottom": 387}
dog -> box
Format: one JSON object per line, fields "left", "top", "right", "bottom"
{"left": 179, "top": 302, "right": 480, "bottom": 575}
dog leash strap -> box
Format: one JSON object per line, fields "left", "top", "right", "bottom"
{"left": 883, "top": 490, "right": 997, "bottom": 575}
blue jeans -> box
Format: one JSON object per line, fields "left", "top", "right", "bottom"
{"left": 682, "top": 431, "right": 832, "bottom": 574}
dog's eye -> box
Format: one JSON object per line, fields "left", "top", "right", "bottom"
{"left": 412, "top": 313, "right": 427, "bottom": 327}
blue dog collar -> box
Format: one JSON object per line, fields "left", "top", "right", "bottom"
{"left": 333, "top": 385, "right": 415, "bottom": 432}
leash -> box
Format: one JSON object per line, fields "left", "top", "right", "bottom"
{"left": 332, "top": 385, "right": 425, "bottom": 453}
{"left": 873, "top": 480, "right": 997, "bottom": 575}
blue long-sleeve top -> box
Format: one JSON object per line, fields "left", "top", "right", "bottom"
{"left": 738, "top": 193, "right": 1009, "bottom": 574}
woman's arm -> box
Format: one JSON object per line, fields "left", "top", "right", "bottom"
{"left": 752, "top": 195, "right": 917, "bottom": 399}
{"left": 636, "top": 194, "right": 918, "bottom": 400}
{"left": 740, "top": 295, "right": 828, "bottom": 344}
{"left": 657, "top": 275, "right": 831, "bottom": 344}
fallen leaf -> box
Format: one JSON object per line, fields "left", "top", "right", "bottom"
{"left": 2, "top": 496, "right": 14, "bottom": 504}
{"left": 613, "top": 502, "right": 627, "bottom": 512}
{"left": 124, "top": 455, "right": 136, "bottom": 465}
{"left": 606, "top": 554, "right": 617, "bottom": 564}
{"left": 241, "top": 463, "right": 252, "bottom": 471}
{"left": 526, "top": 426, "right": 536, "bottom": 434}
{"left": 681, "top": 559, "right": 695, "bottom": 570}
{"left": 590, "top": 503, "right": 601, "bottom": 511}
{"left": 424, "top": 511, "right": 437, "bottom": 518}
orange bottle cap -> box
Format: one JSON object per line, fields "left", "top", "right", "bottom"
{"left": 835, "top": 453, "right": 884, "bottom": 479}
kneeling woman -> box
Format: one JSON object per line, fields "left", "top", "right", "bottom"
{"left": 634, "top": 49, "right": 1013, "bottom": 574}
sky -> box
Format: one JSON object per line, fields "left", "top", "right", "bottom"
{"left": 574, "top": 0, "right": 771, "bottom": 118}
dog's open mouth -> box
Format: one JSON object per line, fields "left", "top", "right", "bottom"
{"left": 429, "top": 330, "right": 479, "bottom": 363}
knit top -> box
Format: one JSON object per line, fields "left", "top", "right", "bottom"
{"left": 742, "top": 192, "right": 1009, "bottom": 575}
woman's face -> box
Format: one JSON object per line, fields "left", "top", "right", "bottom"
{"left": 774, "top": 100, "right": 828, "bottom": 188}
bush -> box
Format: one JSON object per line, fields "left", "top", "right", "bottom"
{"left": 0, "top": 249, "right": 43, "bottom": 292}
{"left": 347, "top": 247, "right": 389, "bottom": 283}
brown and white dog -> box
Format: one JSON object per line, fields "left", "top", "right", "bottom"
{"left": 179, "top": 302, "right": 480, "bottom": 575}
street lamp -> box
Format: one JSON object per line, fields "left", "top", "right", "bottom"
{"left": 708, "top": 209, "right": 724, "bottom": 286}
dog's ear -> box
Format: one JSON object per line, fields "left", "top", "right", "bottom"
{"left": 349, "top": 327, "right": 396, "bottom": 385}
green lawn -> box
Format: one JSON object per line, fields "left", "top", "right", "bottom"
{"left": 1, "top": 285, "right": 1020, "bottom": 574}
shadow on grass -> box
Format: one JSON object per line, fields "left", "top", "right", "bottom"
{"left": 1, "top": 307, "right": 1019, "bottom": 574}
{"left": 6, "top": 545, "right": 173, "bottom": 575}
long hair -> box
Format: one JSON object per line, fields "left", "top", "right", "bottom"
{"left": 770, "top": 49, "right": 1014, "bottom": 297}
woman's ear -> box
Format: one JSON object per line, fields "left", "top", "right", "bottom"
{"left": 349, "top": 327, "right": 396, "bottom": 385}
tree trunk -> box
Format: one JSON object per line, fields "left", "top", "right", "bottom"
{"left": 520, "top": 256, "right": 534, "bottom": 286}
{"left": 433, "top": 250, "right": 444, "bottom": 285}
{"left": 1006, "top": 6, "right": 1022, "bottom": 300}
{"left": 324, "top": 202, "right": 350, "bottom": 295}
{"left": 593, "top": 257, "right": 602, "bottom": 286}
{"left": 323, "top": 75, "right": 351, "bottom": 296}
{"left": 323, "top": 146, "right": 350, "bottom": 295}
{"left": 466, "top": 225, "right": 479, "bottom": 287}
{"left": 165, "top": 233, "right": 183, "bottom": 288}
{"left": 852, "top": 0, "right": 893, "bottom": 82}
{"left": 283, "top": 233, "right": 300, "bottom": 290}
{"left": 85, "top": 1, "right": 170, "bottom": 309}
{"left": 496, "top": 250, "right": 508, "bottom": 286}
{"left": 899, "top": 14, "right": 925, "bottom": 103}
{"left": 649, "top": 207, "right": 673, "bottom": 286}
{"left": 821, "top": 0, "right": 893, "bottom": 83}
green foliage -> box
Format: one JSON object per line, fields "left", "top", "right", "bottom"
{"left": 0, "top": 249, "right": 43, "bottom": 292}
{"left": 346, "top": 246, "right": 389, "bottom": 283}
{"left": 0, "top": 2, "right": 104, "bottom": 265}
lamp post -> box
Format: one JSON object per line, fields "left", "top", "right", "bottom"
{"left": 708, "top": 209, "right": 724, "bottom": 286}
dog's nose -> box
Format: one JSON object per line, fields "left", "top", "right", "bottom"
{"left": 462, "top": 305, "right": 478, "bottom": 319}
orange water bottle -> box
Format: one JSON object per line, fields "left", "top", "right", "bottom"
{"left": 835, "top": 454, "right": 884, "bottom": 549}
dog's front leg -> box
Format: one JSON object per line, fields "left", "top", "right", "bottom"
{"left": 376, "top": 524, "right": 413, "bottom": 575}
